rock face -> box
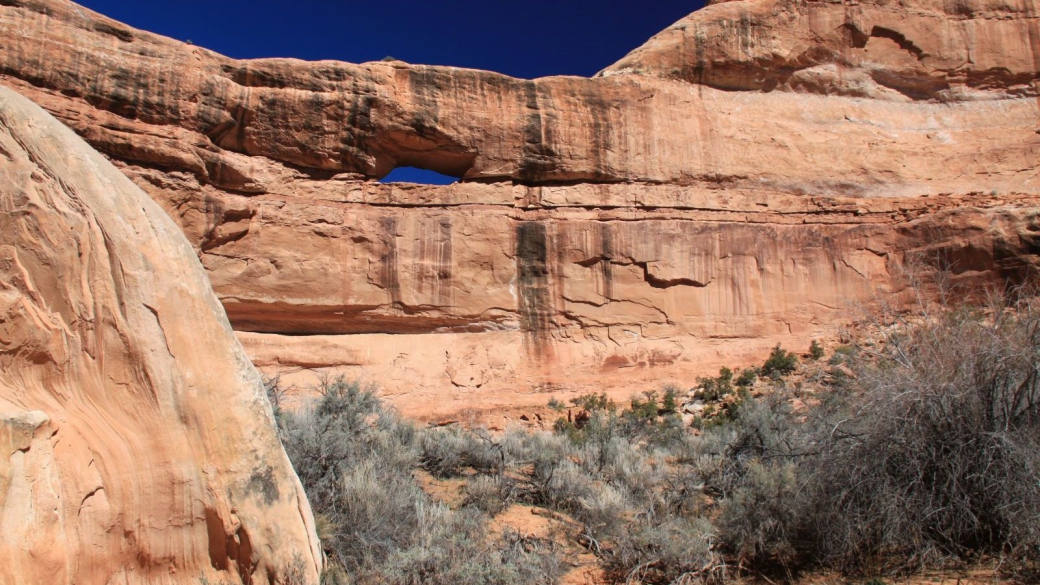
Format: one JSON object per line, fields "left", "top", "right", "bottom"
{"left": 0, "top": 0, "right": 1038, "bottom": 420}
{"left": 0, "top": 87, "right": 321, "bottom": 584}
{"left": 606, "top": 0, "right": 1040, "bottom": 102}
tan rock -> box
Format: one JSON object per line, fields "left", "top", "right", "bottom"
{"left": 604, "top": 0, "right": 1040, "bottom": 102}
{"left": 0, "top": 86, "right": 321, "bottom": 584}
{"left": 0, "top": 0, "right": 1037, "bottom": 421}
{"left": 0, "top": 0, "right": 1037, "bottom": 189}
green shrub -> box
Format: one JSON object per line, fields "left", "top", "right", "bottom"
{"left": 761, "top": 344, "right": 798, "bottom": 378}
{"left": 629, "top": 390, "right": 661, "bottom": 421}
{"left": 735, "top": 368, "right": 758, "bottom": 388}
{"left": 571, "top": 392, "right": 617, "bottom": 413}
{"left": 697, "top": 367, "right": 735, "bottom": 401}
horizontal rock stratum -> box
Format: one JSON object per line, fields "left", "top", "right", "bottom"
{"left": 1, "top": 0, "right": 1038, "bottom": 420}
{"left": 0, "top": 86, "right": 321, "bottom": 584}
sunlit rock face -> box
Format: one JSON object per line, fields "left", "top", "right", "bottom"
{"left": 0, "top": 0, "right": 1037, "bottom": 420}
{"left": 0, "top": 86, "right": 321, "bottom": 585}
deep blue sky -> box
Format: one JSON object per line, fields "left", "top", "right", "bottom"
{"left": 75, "top": 0, "right": 705, "bottom": 184}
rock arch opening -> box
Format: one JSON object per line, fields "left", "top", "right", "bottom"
{"left": 379, "top": 166, "right": 458, "bottom": 185}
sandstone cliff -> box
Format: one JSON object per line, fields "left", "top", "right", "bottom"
{"left": 0, "top": 86, "right": 321, "bottom": 584}
{"left": 0, "top": 0, "right": 1037, "bottom": 420}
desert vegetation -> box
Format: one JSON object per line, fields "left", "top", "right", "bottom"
{"left": 275, "top": 378, "right": 562, "bottom": 584}
{"left": 271, "top": 293, "right": 1040, "bottom": 584}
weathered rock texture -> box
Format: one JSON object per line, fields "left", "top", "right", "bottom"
{"left": 1, "top": 0, "right": 1038, "bottom": 420}
{"left": 0, "top": 87, "right": 321, "bottom": 584}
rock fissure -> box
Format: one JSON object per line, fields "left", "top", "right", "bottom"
{"left": 76, "top": 486, "right": 103, "bottom": 516}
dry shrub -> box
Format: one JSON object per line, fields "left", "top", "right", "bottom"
{"left": 717, "top": 460, "right": 801, "bottom": 568}
{"left": 279, "top": 378, "right": 561, "bottom": 583}
{"left": 693, "top": 296, "right": 1040, "bottom": 577}
{"left": 608, "top": 516, "right": 724, "bottom": 584}
{"left": 465, "top": 474, "right": 508, "bottom": 515}
{"left": 383, "top": 505, "right": 561, "bottom": 585}
{"left": 808, "top": 300, "right": 1040, "bottom": 573}
{"left": 421, "top": 426, "right": 503, "bottom": 477}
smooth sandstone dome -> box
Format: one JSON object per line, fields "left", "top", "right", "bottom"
{"left": 0, "top": 86, "right": 321, "bottom": 584}
{"left": 0, "top": 0, "right": 1037, "bottom": 420}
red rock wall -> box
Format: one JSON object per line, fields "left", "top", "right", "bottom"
{"left": 1, "top": 0, "right": 1037, "bottom": 420}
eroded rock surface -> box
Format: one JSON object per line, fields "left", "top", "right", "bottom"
{"left": 605, "top": 0, "right": 1040, "bottom": 101}
{"left": 0, "top": 0, "right": 1038, "bottom": 420}
{"left": 0, "top": 87, "right": 321, "bottom": 584}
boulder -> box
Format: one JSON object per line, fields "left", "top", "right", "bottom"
{"left": 0, "top": 85, "right": 321, "bottom": 584}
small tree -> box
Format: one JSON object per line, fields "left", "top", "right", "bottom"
{"left": 718, "top": 366, "right": 734, "bottom": 384}
{"left": 809, "top": 340, "right": 825, "bottom": 360}
{"left": 660, "top": 386, "right": 679, "bottom": 415}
